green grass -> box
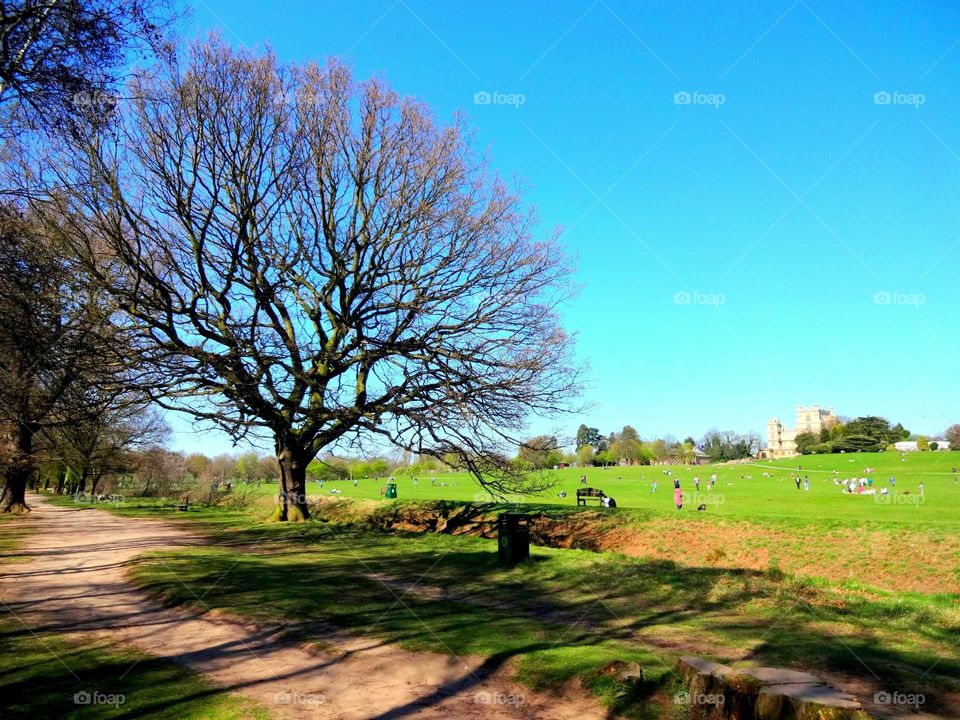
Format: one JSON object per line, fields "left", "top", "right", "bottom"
{"left": 123, "top": 513, "right": 960, "bottom": 718}
{"left": 0, "top": 514, "right": 270, "bottom": 719}
{"left": 236, "top": 450, "right": 960, "bottom": 528}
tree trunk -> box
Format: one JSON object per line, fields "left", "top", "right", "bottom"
{"left": 270, "top": 444, "right": 309, "bottom": 522}
{"left": 77, "top": 466, "right": 89, "bottom": 494}
{"left": 1, "top": 424, "right": 33, "bottom": 513}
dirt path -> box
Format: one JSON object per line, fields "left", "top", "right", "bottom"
{"left": 0, "top": 495, "right": 608, "bottom": 720}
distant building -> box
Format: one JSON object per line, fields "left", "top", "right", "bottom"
{"left": 895, "top": 440, "right": 951, "bottom": 451}
{"left": 763, "top": 405, "right": 838, "bottom": 458}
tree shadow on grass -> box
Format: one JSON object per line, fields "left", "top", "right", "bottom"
{"left": 131, "top": 527, "right": 960, "bottom": 718}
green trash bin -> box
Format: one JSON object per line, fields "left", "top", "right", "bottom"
{"left": 385, "top": 481, "right": 397, "bottom": 499}
{"left": 497, "top": 513, "right": 530, "bottom": 565}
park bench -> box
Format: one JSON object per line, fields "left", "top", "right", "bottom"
{"left": 175, "top": 495, "right": 189, "bottom": 511}
{"left": 576, "top": 487, "right": 605, "bottom": 506}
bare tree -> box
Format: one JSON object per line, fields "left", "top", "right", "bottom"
{"left": 0, "top": 204, "right": 122, "bottom": 512}
{"left": 38, "top": 38, "right": 581, "bottom": 521}
{"left": 0, "top": 0, "right": 173, "bottom": 137}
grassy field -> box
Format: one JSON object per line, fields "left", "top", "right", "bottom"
{"left": 203, "top": 450, "right": 959, "bottom": 595}
{"left": 236, "top": 450, "right": 960, "bottom": 527}
{"left": 48, "top": 452, "right": 960, "bottom": 718}
{"left": 0, "top": 513, "right": 270, "bottom": 719}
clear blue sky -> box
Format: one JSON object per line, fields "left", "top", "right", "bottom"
{"left": 169, "top": 0, "right": 960, "bottom": 456}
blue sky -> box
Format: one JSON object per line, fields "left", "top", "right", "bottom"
{"left": 169, "top": 0, "right": 960, "bottom": 455}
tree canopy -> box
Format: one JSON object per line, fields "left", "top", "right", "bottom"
{"left": 36, "top": 38, "right": 581, "bottom": 520}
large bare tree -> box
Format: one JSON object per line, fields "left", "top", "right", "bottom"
{"left": 39, "top": 38, "right": 581, "bottom": 521}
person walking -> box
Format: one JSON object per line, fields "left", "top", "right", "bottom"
{"left": 673, "top": 480, "right": 683, "bottom": 511}
{"left": 803, "top": 476, "right": 810, "bottom": 491}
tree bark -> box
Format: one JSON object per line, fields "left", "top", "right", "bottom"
{"left": 77, "top": 466, "right": 89, "bottom": 494}
{"left": 1, "top": 425, "right": 33, "bottom": 513}
{"left": 270, "top": 445, "right": 309, "bottom": 522}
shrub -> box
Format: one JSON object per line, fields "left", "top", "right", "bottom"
{"left": 832, "top": 434, "right": 883, "bottom": 453}
{"left": 930, "top": 441, "right": 939, "bottom": 451}
{"left": 795, "top": 432, "right": 820, "bottom": 454}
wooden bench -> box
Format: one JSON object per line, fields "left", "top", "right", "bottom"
{"left": 175, "top": 495, "right": 189, "bottom": 511}
{"left": 576, "top": 487, "right": 605, "bottom": 506}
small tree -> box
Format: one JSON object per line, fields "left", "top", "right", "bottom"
{"left": 917, "top": 435, "right": 930, "bottom": 451}
{"left": 944, "top": 424, "right": 960, "bottom": 448}
{"left": 517, "top": 435, "right": 560, "bottom": 470}
{"left": 929, "top": 441, "right": 939, "bottom": 451}
{"left": 576, "top": 443, "right": 594, "bottom": 467}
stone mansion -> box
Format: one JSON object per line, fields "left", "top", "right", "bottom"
{"left": 763, "top": 405, "right": 839, "bottom": 458}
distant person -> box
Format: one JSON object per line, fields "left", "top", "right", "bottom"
{"left": 919, "top": 482, "right": 924, "bottom": 496}
{"left": 650, "top": 479, "right": 657, "bottom": 493}
{"left": 580, "top": 474, "right": 587, "bottom": 485}
{"left": 710, "top": 473, "right": 717, "bottom": 486}
{"left": 694, "top": 476, "right": 700, "bottom": 490}
{"left": 803, "top": 476, "right": 810, "bottom": 491}
{"left": 674, "top": 482, "right": 683, "bottom": 511}
{"left": 558, "top": 489, "right": 567, "bottom": 499}
{"left": 889, "top": 476, "right": 895, "bottom": 487}
{"left": 673, "top": 477, "right": 680, "bottom": 489}
{"left": 353, "top": 478, "right": 358, "bottom": 487}
{"left": 795, "top": 476, "right": 801, "bottom": 490}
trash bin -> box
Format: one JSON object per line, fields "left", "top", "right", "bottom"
{"left": 385, "top": 482, "right": 398, "bottom": 499}
{"left": 497, "top": 513, "right": 530, "bottom": 565}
